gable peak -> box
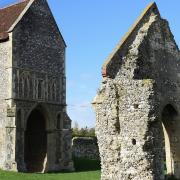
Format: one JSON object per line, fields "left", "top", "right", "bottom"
{"left": 102, "top": 2, "right": 161, "bottom": 77}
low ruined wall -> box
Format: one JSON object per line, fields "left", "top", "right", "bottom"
{"left": 72, "top": 137, "right": 99, "bottom": 160}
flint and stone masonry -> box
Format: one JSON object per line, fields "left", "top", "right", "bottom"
{"left": 0, "top": 0, "right": 73, "bottom": 172}
{"left": 72, "top": 137, "right": 99, "bottom": 160}
{"left": 93, "top": 2, "right": 180, "bottom": 180}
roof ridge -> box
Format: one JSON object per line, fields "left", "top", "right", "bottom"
{"left": 0, "top": 0, "right": 28, "bottom": 10}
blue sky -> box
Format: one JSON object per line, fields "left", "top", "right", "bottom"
{"left": 0, "top": 0, "right": 180, "bottom": 127}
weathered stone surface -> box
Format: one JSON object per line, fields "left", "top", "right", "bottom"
{"left": 72, "top": 137, "right": 99, "bottom": 160}
{"left": 0, "top": 0, "right": 73, "bottom": 173}
{"left": 93, "top": 2, "right": 180, "bottom": 180}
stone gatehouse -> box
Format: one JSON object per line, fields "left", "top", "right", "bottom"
{"left": 93, "top": 2, "right": 180, "bottom": 180}
{"left": 0, "top": 0, "right": 73, "bottom": 172}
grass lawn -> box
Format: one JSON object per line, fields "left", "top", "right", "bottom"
{"left": 0, "top": 170, "right": 100, "bottom": 180}
{"left": 0, "top": 158, "right": 101, "bottom": 180}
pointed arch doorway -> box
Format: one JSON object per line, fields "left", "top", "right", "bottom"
{"left": 162, "top": 104, "right": 180, "bottom": 178}
{"left": 24, "top": 108, "right": 47, "bottom": 172}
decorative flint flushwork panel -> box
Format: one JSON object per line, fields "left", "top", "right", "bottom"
{"left": 13, "top": 68, "right": 65, "bottom": 104}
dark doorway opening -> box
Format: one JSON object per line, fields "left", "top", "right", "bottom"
{"left": 24, "top": 109, "right": 47, "bottom": 172}
{"left": 162, "top": 104, "right": 179, "bottom": 178}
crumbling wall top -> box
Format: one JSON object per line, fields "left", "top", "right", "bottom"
{"left": 102, "top": 2, "right": 160, "bottom": 78}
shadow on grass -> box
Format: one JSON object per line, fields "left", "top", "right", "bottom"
{"left": 165, "top": 174, "right": 180, "bottom": 180}
{"left": 47, "top": 157, "right": 101, "bottom": 174}
{"left": 3, "top": 157, "right": 101, "bottom": 175}
{"left": 73, "top": 157, "right": 101, "bottom": 172}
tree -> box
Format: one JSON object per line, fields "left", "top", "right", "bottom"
{"left": 72, "top": 121, "right": 79, "bottom": 137}
{"left": 72, "top": 123, "right": 96, "bottom": 137}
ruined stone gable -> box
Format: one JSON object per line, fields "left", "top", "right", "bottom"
{"left": 93, "top": 2, "right": 180, "bottom": 180}
{"left": 0, "top": 0, "right": 73, "bottom": 173}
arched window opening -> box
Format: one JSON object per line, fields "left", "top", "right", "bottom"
{"left": 57, "top": 113, "right": 61, "bottom": 130}
{"left": 63, "top": 114, "right": 70, "bottom": 129}
{"left": 161, "top": 104, "right": 179, "bottom": 178}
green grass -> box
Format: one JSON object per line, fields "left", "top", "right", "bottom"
{"left": 165, "top": 175, "right": 180, "bottom": 180}
{"left": 0, "top": 170, "right": 100, "bottom": 180}
{"left": 73, "top": 158, "right": 100, "bottom": 172}
{"left": 0, "top": 158, "right": 101, "bottom": 180}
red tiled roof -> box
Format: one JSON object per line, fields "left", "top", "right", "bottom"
{"left": 0, "top": 0, "right": 30, "bottom": 39}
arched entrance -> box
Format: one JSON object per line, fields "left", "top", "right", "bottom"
{"left": 24, "top": 108, "right": 47, "bottom": 172}
{"left": 161, "top": 104, "right": 180, "bottom": 178}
